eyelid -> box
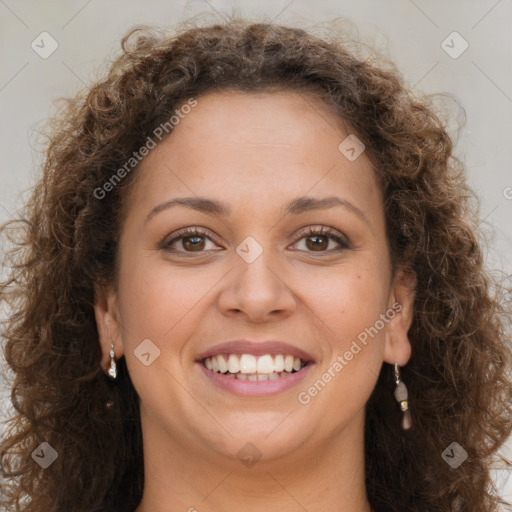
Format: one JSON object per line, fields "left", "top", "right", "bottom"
{"left": 294, "top": 225, "right": 349, "bottom": 244}
{"left": 160, "top": 226, "right": 223, "bottom": 251}
{"left": 160, "top": 224, "right": 351, "bottom": 254}
{"left": 291, "top": 225, "right": 351, "bottom": 251}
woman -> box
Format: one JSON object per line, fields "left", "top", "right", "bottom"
{"left": 1, "top": 18, "right": 511, "bottom": 512}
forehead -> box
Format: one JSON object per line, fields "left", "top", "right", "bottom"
{"left": 170, "top": 90, "right": 353, "bottom": 155}
{"left": 125, "top": 90, "right": 382, "bottom": 225}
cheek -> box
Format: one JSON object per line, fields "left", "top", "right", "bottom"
{"left": 298, "top": 256, "right": 390, "bottom": 379}
{"left": 305, "top": 258, "right": 389, "bottom": 325}
{"left": 117, "top": 254, "right": 219, "bottom": 343}
{"left": 297, "top": 263, "right": 389, "bottom": 414}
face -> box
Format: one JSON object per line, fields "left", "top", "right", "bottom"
{"left": 95, "top": 90, "right": 415, "bottom": 465}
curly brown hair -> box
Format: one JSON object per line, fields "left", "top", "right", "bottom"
{"left": 1, "top": 17, "right": 512, "bottom": 512}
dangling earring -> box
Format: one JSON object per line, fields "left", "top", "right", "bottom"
{"left": 393, "top": 363, "right": 411, "bottom": 430}
{"left": 107, "top": 342, "right": 117, "bottom": 380}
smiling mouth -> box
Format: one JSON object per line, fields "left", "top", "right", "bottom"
{"left": 202, "top": 353, "right": 308, "bottom": 380}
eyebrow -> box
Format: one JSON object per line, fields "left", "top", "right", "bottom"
{"left": 145, "top": 195, "right": 370, "bottom": 226}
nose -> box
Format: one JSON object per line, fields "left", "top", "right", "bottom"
{"left": 217, "top": 248, "right": 296, "bottom": 323}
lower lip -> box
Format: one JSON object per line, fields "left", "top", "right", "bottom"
{"left": 197, "top": 362, "right": 314, "bottom": 397}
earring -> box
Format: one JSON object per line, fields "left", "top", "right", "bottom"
{"left": 107, "top": 342, "right": 117, "bottom": 380}
{"left": 393, "top": 363, "right": 411, "bottom": 430}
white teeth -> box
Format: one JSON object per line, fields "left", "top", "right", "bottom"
{"left": 202, "top": 353, "right": 308, "bottom": 377}
{"left": 274, "top": 354, "right": 284, "bottom": 372}
{"left": 222, "top": 370, "right": 295, "bottom": 379}
{"left": 240, "top": 354, "right": 257, "bottom": 374}
{"left": 256, "top": 354, "right": 274, "bottom": 373}
{"left": 217, "top": 355, "right": 228, "bottom": 373}
{"left": 228, "top": 354, "right": 240, "bottom": 374}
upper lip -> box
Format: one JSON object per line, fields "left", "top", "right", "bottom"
{"left": 196, "top": 340, "right": 315, "bottom": 363}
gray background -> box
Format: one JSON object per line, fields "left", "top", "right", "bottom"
{"left": 1, "top": 0, "right": 511, "bottom": 503}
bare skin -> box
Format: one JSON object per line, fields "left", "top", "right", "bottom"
{"left": 95, "top": 90, "right": 416, "bottom": 512}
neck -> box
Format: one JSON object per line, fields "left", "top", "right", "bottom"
{"left": 134, "top": 408, "right": 372, "bottom": 512}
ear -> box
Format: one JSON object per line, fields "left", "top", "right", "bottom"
{"left": 94, "top": 283, "right": 124, "bottom": 374}
{"left": 383, "top": 267, "right": 416, "bottom": 367}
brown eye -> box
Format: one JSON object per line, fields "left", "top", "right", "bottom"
{"left": 292, "top": 226, "right": 350, "bottom": 253}
{"left": 305, "top": 234, "right": 329, "bottom": 251}
{"left": 161, "top": 227, "right": 221, "bottom": 254}
{"left": 182, "top": 235, "right": 206, "bottom": 251}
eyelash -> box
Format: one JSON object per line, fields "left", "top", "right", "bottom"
{"left": 160, "top": 226, "right": 350, "bottom": 255}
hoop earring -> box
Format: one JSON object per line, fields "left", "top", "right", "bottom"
{"left": 393, "top": 363, "right": 411, "bottom": 430}
{"left": 107, "top": 342, "right": 117, "bottom": 380}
